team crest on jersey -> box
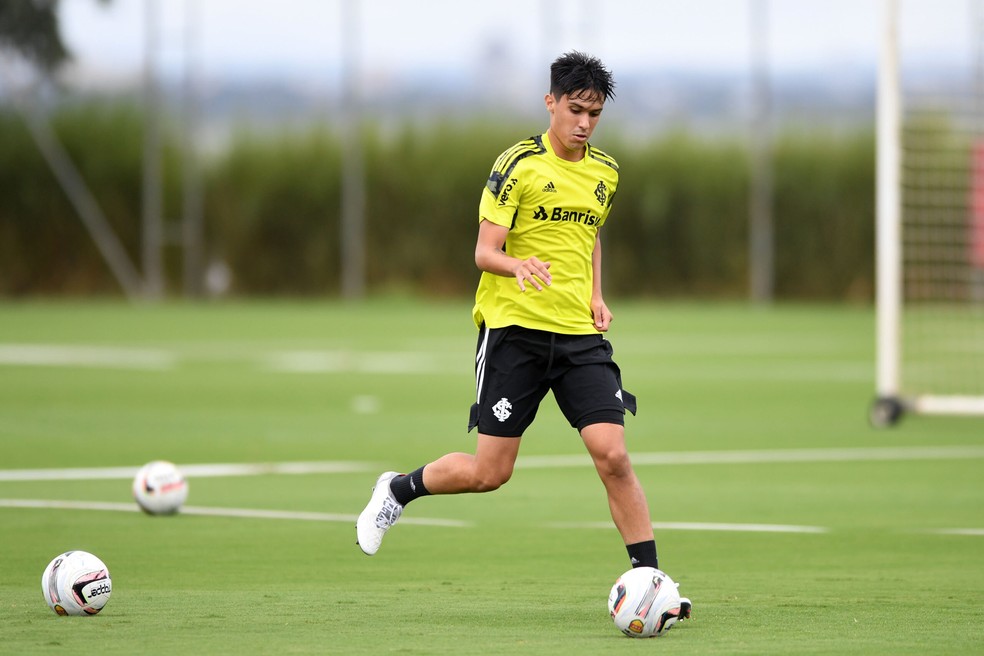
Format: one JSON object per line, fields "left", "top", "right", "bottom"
{"left": 594, "top": 181, "right": 608, "bottom": 206}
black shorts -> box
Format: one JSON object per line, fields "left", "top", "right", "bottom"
{"left": 468, "top": 325, "right": 637, "bottom": 437}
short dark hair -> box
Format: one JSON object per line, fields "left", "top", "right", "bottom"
{"left": 549, "top": 51, "right": 615, "bottom": 102}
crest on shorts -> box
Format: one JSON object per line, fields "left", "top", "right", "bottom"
{"left": 492, "top": 397, "right": 513, "bottom": 422}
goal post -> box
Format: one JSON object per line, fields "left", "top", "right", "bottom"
{"left": 872, "top": 0, "right": 984, "bottom": 426}
{"left": 874, "top": 0, "right": 903, "bottom": 426}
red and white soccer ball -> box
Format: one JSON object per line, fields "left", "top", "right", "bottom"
{"left": 41, "top": 550, "right": 112, "bottom": 616}
{"left": 608, "top": 566, "right": 683, "bottom": 638}
{"left": 133, "top": 460, "right": 188, "bottom": 515}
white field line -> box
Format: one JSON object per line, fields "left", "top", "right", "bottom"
{"left": 0, "top": 344, "right": 460, "bottom": 374}
{"left": 1, "top": 447, "right": 980, "bottom": 535}
{"left": 0, "top": 344, "right": 175, "bottom": 370}
{"left": 3, "top": 446, "right": 984, "bottom": 483}
{"left": 0, "top": 498, "right": 468, "bottom": 527}
{"left": 0, "top": 461, "right": 376, "bottom": 482}
{"left": 264, "top": 351, "right": 451, "bottom": 374}
{"left": 550, "top": 521, "right": 829, "bottom": 534}
{"left": 516, "top": 445, "right": 984, "bottom": 469}
{"left": 931, "top": 528, "right": 984, "bottom": 537}
{"left": 3, "top": 499, "right": 981, "bottom": 537}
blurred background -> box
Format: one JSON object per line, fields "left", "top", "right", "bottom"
{"left": 0, "top": 0, "right": 979, "bottom": 303}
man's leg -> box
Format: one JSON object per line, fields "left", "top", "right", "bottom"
{"left": 420, "top": 433, "right": 522, "bottom": 494}
{"left": 580, "top": 422, "right": 692, "bottom": 618}
{"left": 356, "top": 434, "right": 521, "bottom": 555}
{"left": 579, "top": 422, "right": 655, "bottom": 550}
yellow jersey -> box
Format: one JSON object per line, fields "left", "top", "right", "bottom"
{"left": 472, "top": 132, "right": 619, "bottom": 334}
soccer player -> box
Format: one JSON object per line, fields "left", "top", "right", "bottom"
{"left": 357, "top": 51, "right": 690, "bottom": 619}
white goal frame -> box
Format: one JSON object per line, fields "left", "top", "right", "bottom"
{"left": 873, "top": 0, "right": 984, "bottom": 425}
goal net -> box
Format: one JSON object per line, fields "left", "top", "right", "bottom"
{"left": 873, "top": 0, "right": 984, "bottom": 425}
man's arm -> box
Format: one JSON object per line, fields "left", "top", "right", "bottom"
{"left": 475, "top": 219, "right": 552, "bottom": 292}
{"left": 591, "top": 232, "right": 612, "bottom": 331}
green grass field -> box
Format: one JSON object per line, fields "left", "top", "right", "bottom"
{"left": 1, "top": 299, "right": 982, "bottom": 655}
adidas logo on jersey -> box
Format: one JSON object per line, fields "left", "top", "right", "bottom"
{"left": 542, "top": 181, "right": 557, "bottom": 193}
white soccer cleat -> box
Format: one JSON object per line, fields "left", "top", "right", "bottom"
{"left": 673, "top": 578, "right": 693, "bottom": 621}
{"left": 356, "top": 471, "right": 403, "bottom": 556}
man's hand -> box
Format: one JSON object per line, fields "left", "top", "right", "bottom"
{"left": 591, "top": 297, "right": 612, "bottom": 332}
{"left": 513, "top": 257, "right": 552, "bottom": 292}
{"left": 476, "top": 221, "right": 551, "bottom": 291}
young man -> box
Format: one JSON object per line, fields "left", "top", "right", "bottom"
{"left": 356, "top": 51, "right": 690, "bottom": 619}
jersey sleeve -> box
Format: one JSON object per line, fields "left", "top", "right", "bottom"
{"left": 478, "top": 137, "right": 546, "bottom": 228}
{"left": 479, "top": 167, "right": 522, "bottom": 228}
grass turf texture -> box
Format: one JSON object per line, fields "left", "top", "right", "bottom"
{"left": 1, "top": 299, "right": 982, "bottom": 655}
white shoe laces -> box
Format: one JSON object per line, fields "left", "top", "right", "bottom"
{"left": 375, "top": 495, "right": 402, "bottom": 529}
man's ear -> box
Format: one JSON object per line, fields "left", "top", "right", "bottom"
{"left": 544, "top": 92, "right": 555, "bottom": 113}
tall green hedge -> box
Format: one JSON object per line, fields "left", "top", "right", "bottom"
{"left": 0, "top": 103, "right": 876, "bottom": 300}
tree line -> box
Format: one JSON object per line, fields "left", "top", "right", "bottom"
{"left": 0, "top": 102, "right": 875, "bottom": 301}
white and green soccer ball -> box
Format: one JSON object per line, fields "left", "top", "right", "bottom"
{"left": 608, "top": 566, "right": 683, "bottom": 638}
{"left": 41, "top": 550, "right": 112, "bottom": 616}
{"left": 133, "top": 460, "right": 188, "bottom": 515}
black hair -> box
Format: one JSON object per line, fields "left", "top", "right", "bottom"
{"left": 549, "top": 51, "right": 616, "bottom": 102}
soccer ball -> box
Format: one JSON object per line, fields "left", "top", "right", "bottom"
{"left": 608, "top": 567, "right": 683, "bottom": 638}
{"left": 133, "top": 460, "right": 188, "bottom": 515}
{"left": 41, "top": 550, "right": 112, "bottom": 616}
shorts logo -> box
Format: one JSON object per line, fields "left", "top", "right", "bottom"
{"left": 615, "top": 389, "right": 623, "bottom": 402}
{"left": 492, "top": 397, "right": 513, "bottom": 422}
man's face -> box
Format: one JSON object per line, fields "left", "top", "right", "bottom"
{"left": 545, "top": 90, "right": 605, "bottom": 160}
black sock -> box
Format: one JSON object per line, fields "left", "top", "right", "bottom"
{"left": 389, "top": 466, "right": 431, "bottom": 507}
{"left": 626, "top": 540, "right": 659, "bottom": 569}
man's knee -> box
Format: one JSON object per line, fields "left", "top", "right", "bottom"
{"left": 473, "top": 466, "right": 512, "bottom": 492}
{"left": 597, "top": 448, "right": 633, "bottom": 479}
{"left": 581, "top": 425, "right": 632, "bottom": 475}
{"left": 473, "top": 433, "right": 520, "bottom": 492}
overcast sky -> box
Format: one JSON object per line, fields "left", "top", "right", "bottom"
{"left": 58, "top": 0, "right": 978, "bottom": 86}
